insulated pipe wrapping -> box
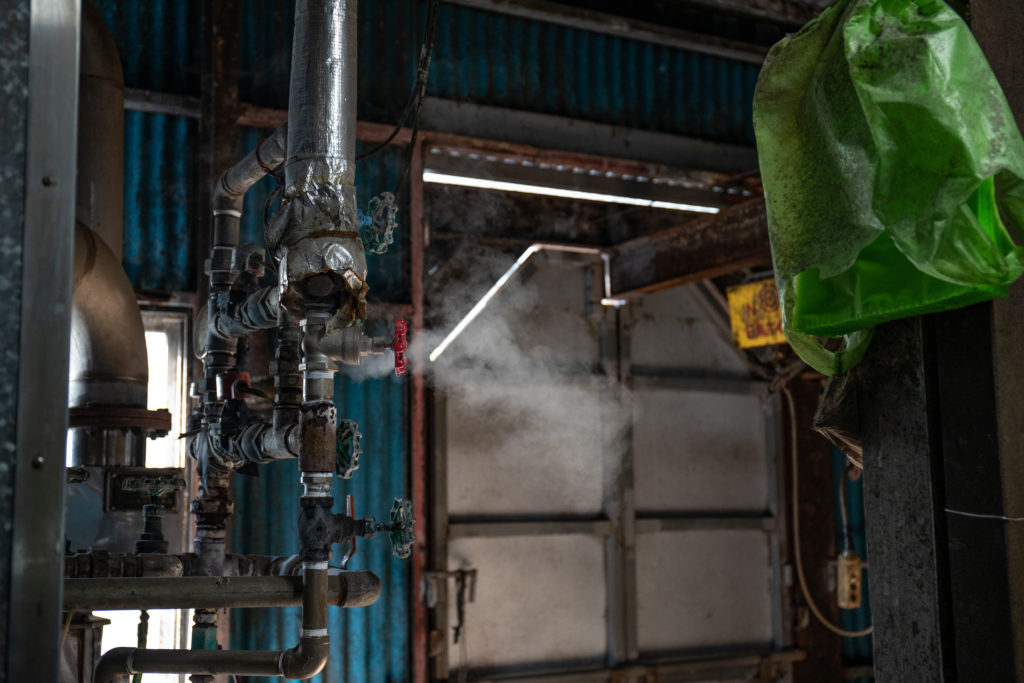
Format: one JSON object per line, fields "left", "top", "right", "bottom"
{"left": 283, "top": 0, "right": 356, "bottom": 194}
{"left": 267, "top": 0, "right": 366, "bottom": 316}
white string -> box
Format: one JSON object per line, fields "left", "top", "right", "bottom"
{"left": 945, "top": 508, "right": 1024, "bottom": 522}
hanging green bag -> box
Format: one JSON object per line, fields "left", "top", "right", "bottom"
{"left": 753, "top": 0, "right": 1024, "bottom": 375}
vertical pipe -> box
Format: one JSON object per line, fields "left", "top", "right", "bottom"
{"left": 284, "top": 0, "right": 357, "bottom": 195}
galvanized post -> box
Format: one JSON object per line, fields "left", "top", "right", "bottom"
{"left": 1, "top": 1, "right": 81, "bottom": 681}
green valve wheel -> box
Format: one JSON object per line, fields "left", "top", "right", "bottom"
{"left": 336, "top": 419, "right": 362, "bottom": 479}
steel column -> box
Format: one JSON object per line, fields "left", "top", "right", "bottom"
{"left": 4, "top": 1, "right": 81, "bottom": 681}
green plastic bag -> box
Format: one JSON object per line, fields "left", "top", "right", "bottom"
{"left": 753, "top": 0, "right": 1024, "bottom": 375}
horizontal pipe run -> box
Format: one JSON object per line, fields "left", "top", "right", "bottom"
{"left": 64, "top": 573, "right": 381, "bottom": 611}
{"left": 95, "top": 649, "right": 282, "bottom": 682}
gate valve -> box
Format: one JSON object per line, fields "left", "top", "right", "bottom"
{"left": 335, "top": 419, "right": 362, "bottom": 479}
{"left": 332, "top": 498, "right": 415, "bottom": 561}
{"left": 392, "top": 318, "right": 408, "bottom": 376}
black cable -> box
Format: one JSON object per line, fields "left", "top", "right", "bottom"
{"left": 357, "top": 0, "right": 440, "bottom": 170}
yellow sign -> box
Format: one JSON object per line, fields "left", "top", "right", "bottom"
{"left": 726, "top": 279, "right": 786, "bottom": 349}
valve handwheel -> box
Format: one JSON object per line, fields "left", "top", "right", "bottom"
{"left": 392, "top": 318, "right": 408, "bottom": 376}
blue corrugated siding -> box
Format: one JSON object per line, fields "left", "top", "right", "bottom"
{"left": 122, "top": 110, "right": 196, "bottom": 291}
{"left": 230, "top": 372, "right": 410, "bottom": 683}
{"left": 109, "top": 0, "right": 757, "bottom": 292}
{"left": 240, "top": 0, "right": 760, "bottom": 145}
{"left": 229, "top": 132, "right": 411, "bottom": 683}
{"left": 94, "top": 0, "right": 201, "bottom": 96}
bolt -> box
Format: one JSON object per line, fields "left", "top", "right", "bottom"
{"left": 31, "top": 455, "right": 44, "bottom": 469}
{"left": 41, "top": 174, "right": 56, "bottom": 187}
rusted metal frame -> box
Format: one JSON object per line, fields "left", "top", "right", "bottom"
{"left": 125, "top": 89, "right": 759, "bottom": 189}
{"left": 409, "top": 137, "right": 430, "bottom": 683}
{"left": 448, "top": 520, "right": 614, "bottom": 538}
{"left": 419, "top": 130, "right": 742, "bottom": 189}
{"left": 439, "top": 0, "right": 769, "bottom": 63}
{"left": 610, "top": 198, "right": 771, "bottom": 299}
{"left": 466, "top": 649, "right": 806, "bottom": 682}
{"left": 427, "top": 392, "right": 451, "bottom": 680}
{"left": 634, "top": 515, "right": 776, "bottom": 533}
{"left": 196, "top": 1, "right": 241, "bottom": 668}
{"left": 125, "top": 89, "right": 413, "bottom": 146}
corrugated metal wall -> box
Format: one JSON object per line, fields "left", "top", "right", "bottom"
{"left": 95, "top": 1, "right": 761, "bottom": 680}
{"left": 230, "top": 371, "right": 410, "bottom": 683}
{"left": 105, "top": 0, "right": 759, "bottom": 293}
{"left": 240, "top": 0, "right": 760, "bottom": 145}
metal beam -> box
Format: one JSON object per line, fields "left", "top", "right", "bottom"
{"left": 440, "top": 0, "right": 770, "bottom": 63}
{"left": 855, "top": 4, "right": 1024, "bottom": 681}
{"left": 5, "top": 1, "right": 80, "bottom": 681}
{"left": 666, "top": 0, "right": 821, "bottom": 26}
{"left": 858, "top": 319, "right": 955, "bottom": 681}
{"left": 610, "top": 198, "right": 771, "bottom": 298}
{"left": 448, "top": 519, "right": 613, "bottom": 538}
{"left": 422, "top": 98, "right": 759, "bottom": 173}
{"left": 634, "top": 515, "right": 776, "bottom": 533}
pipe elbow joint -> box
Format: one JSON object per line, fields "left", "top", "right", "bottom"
{"left": 94, "top": 647, "right": 135, "bottom": 683}
{"left": 279, "top": 637, "right": 329, "bottom": 680}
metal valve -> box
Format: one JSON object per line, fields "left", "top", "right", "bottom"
{"left": 385, "top": 498, "right": 415, "bottom": 559}
{"left": 359, "top": 192, "right": 398, "bottom": 255}
{"left": 336, "top": 418, "right": 362, "bottom": 479}
{"left": 392, "top": 318, "right": 407, "bottom": 376}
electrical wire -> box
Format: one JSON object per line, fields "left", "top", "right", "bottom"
{"left": 782, "top": 382, "right": 873, "bottom": 639}
{"left": 357, "top": 0, "right": 440, "bottom": 167}
{"left": 393, "top": 0, "right": 440, "bottom": 197}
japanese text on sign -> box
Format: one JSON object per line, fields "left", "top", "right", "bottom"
{"left": 727, "top": 279, "right": 786, "bottom": 349}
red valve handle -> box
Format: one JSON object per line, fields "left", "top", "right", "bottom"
{"left": 393, "top": 318, "right": 408, "bottom": 376}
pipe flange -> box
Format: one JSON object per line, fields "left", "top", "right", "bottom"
{"left": 69, "top": 407, "right": 172, "bottom": 436}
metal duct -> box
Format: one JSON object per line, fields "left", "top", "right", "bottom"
{"left": 268, "top": 0, "right": 367, "bottom": 320}
{"left": 67, "top": 4, "right": 159, "bottom": 469}
{"left": 77, "top": 1, "right": 125, "bottom": 262}
{"left": 69, "top": 222, "right": 148, "bottom": 410}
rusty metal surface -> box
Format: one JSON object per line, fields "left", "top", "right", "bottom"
{"left": 610, "top": 198, "right": 770, "bottom": 298}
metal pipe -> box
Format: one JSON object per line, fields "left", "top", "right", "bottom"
{"left": 78, "top": 2, "right": 125, "bottom": 261}
{"left": 68, "top": 222, "right": 149, "bottom": 413}
{"left": 209, "top": 285, "right": 282, "bottom": 340}
{"left": 428, "top": 243, "right": 626, "bottom": 362}
{"left": 65, "top": 572, "right": 381, "bottom": 610}
{"left": 267, "top": 0, "right": 365, "bottom": 319}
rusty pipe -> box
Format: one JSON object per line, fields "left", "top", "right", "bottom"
{"left": 65, "top": 572, "right": 381, "bottom": 610}
{"left": 92, "top": 567, "right": 343, "bottom": 681}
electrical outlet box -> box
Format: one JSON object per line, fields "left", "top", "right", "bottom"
{"left": 837, "top": 549, "right": 863, "bottom": 609}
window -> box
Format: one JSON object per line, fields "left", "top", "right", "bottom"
{"left": 96, "top": 307, "right": 193, "bottom": 682}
